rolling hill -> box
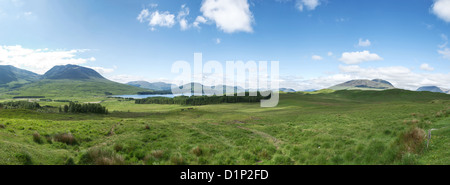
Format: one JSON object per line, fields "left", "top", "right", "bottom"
{"left": 329, "top": 79, "right": 395, "bottom": 90}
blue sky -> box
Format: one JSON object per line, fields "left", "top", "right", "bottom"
{"left": 0, "top": 0, "right": 449, "bottom": 90}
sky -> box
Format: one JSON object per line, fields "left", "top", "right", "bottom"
{"left": 0, "top": 0, "right": 449, "bottom": 90}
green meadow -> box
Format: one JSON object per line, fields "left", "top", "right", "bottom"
{"left": 0, "top": 89, "right": 449, "bottom": 165}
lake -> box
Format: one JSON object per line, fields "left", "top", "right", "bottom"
{"left": 111, "top": 93, "right": 206, "bottom": 99}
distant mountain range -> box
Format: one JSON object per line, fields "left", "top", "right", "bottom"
{"left": 1, "top": 65, "right": 449, "bottom": 97}
{"left": 280, "top": 88, "right": 296, "bottom": 92}
{"left": 0, "top": 64, "right": 145, "bottom": 97}
{"left": 127, "top": 81, "right": 173, "bottom": 91}
{"left": 329, "top": 79, "right": 395, "bottom": 90}
{"left": 417, "top": 86, "right": 450, "bottom": 94}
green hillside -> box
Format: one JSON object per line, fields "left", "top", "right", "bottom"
{"left": 0, "top": 79, "right": 146, "bottom": 99}
{"left": 0, "top": 89, "right": 449, "bottom": 165}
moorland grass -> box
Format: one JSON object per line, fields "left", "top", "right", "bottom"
{"left": 0, "top": 89, "right": 449, "bottom": 165}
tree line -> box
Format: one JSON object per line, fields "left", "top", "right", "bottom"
{"left": 135, "top": 92, "right": 270, "bottom": 106}
{"left": 0, "top": 101, "right": 41, "bottom": 110}
{"left": 60, "top": 102, "right": 108, "bottom": 114}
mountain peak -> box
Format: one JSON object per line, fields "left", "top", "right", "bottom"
{"left": 417, "top": 86, "right": 449, "bottom": 94}
{"left": 0, "top": 65, "right": 40, "bottom": 84}
{"left": 43, "top": 64, "right": 105, "bottom": 80}
{"left": 329, "top": 79, "right": 395, "bottom": 90}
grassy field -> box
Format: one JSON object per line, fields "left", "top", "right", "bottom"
{"left": 0, "top": 89, "right": 449, "bottom": 165}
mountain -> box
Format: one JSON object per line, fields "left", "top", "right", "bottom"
{"left": 280, "top": 88, "right": 296, "bottom": 92}
{"left": 417, "top": 86, "right": 450, "bottom": 94}
{"left": 127, "top": 81, "right": 173, "bottom": 91}
{"left": 0, "top": 65, "right": 40, "bottom": 84}
{"left": 43, "top": 64, "right": 105, "bottom": 80}
{"left": 0, "top": 64, "right": 147, "bottom": 98}
{"left": 175, "top": 83, "right": 245, "bottom": 94}
{"left": 329, "top": 79, "right": 395, "bottom": 90}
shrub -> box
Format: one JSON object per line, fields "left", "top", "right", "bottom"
{"left": 151, "top": 150, "right": 164, "bottom": 159}
{"left": 65, "top": 157, "right": 75, "bottom": 165}
{"left": 113, "top": 143, "right": 124, "bottom": 152}
{"left": 32, "top": 132, "right": 42, "bottom": 144}
{"left": 170, "top": 155, "right": 185, "bottom": 165}
{"left": 53, "top": 133, "right": 77, "bottom": 145}
{"left": 78, "top": 148, "right": 126, "bottom": 165}
{"left": 15, "top": 152, "right": 33, "bottom": 165}
{"left": 401, "top": 127, "right": 425, "bottom": 154}
{"left": 0, "top": 124, "right": 5, "bottom": 129}
{"left": 192, "top": 146, "right": 203, "bottom": 157}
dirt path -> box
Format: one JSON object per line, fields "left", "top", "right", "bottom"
{"left": 236, "top": 126, "right": 283, "bottom": 149}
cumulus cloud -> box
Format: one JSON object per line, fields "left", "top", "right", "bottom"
{"left": 311, "top": 55, "right": 323, "bottom": 60}
{"left": 193, "top": 16, "right": 208, "bottom": 28}
{"left": 339, "top": 50, "right": 383, "bottom": 64}
{"left": 358, "top": 38, "right": 371, "bottom": 47}
{"left": 177, "top": 4, "right": 190, "bottom": 30}
{"left": 420, "top": 63, "right": 434, "bottom": 71}
{"left": 137, "top": 8, "right": 176, "bottom": 30}
{"left": 432, "top": 0, "right": 450, "bottom": 22}
{"left": 296, "top": 0, "right": 321, "bottom": 11}
{"left": 438, "top": 48, "right": 450, "bottom": 59}
{"left": 200, "top": 0, "right": 253, "bottom": 33}
{"left": 0, "top": 45, "right": 99, "bottom": 74}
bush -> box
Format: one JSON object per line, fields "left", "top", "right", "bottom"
{"left": 78, "top": 148, "right": 126, "bottom": 165}
{"left": 192, "top": 146, "right": 203, "bottom": 157}
{"left": 15, "top": 152, "right": 33, "bottom": 165}
{"left": 401, "top": 127, "right": 425, "bottom": 154}
{"left": 32, "top": 132, "right": 42, "bottom": 144}
{"left": 0, "top": 124, "right": 5, "bottom": 129}
{"left": 114, "top": 143, "right": 124, "bottom": 152}
{"left": 170, "top": 155, "right": 186, "bottom": 165}
{"left": 151, "top": 150, "right": 164, "bottom": 159}
{"left": 53, "top": 133, "right": 77, "bottom": 145}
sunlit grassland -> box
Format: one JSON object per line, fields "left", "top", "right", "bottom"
{"left": 0, "top": 90, "right": 449, "bottom": 165}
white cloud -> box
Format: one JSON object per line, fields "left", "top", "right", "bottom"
{"left": 358, "top": 38, "right": 371, "bottom": 47}
{"left": 0, "top": 45, "right": 100, "bottom": 74}
{"left": 327, "top": 52, "right": 333, "bottom": 56}
{"left": 137, "top": 9, "right": 175, "bottom": 30}
{"left": 311, "top": 55, "right": 323, "bottom": 60}
{"left": 149, "top": 3, "right": 158, "bottom": 8}
{"left": 193, "top": 16, "right": 208, "bottom": 28}
{"left": 438, "top": 48, "right": 450, "bottom": 59}
{"left": 85, "top": 66, "right": 115, "bottom": 75}
{"left": 177, "top": 4, "right": 190, "bottom": 30}
{"left": 339, "top": 50, "right": 383, "bottom": 64}
{"left": 420, "top": 63, "right": 434, "bottom": 71}
{"left": 137, "top": 9, "right": 150, "bottom": 23}
{"left": 296, "top": 0, "right": 321, "bottom": 11}
{"left": 432, "top": 0, "right": 450, "bottom": 22}
{"left": 200, "top": 0, "right": 253, "bottom": 33}
{"left": 215, "top": 38, "right": 221, "bottom": 44}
